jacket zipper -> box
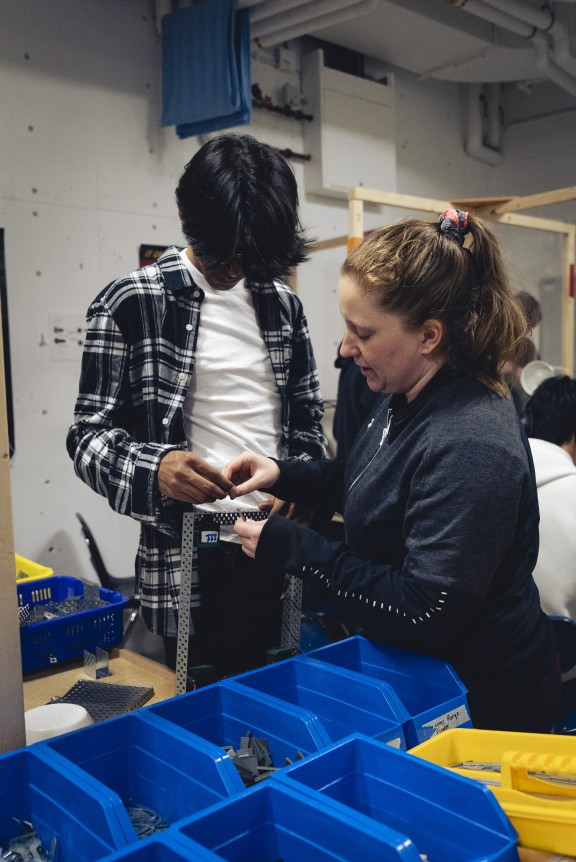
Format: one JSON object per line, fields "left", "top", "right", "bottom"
{"left": 348, "top": 408, "right": 393, "bottom": 491}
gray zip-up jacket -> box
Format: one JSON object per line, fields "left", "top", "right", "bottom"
{"left": 257, "top": 367, "right": 557, "bottom": 707}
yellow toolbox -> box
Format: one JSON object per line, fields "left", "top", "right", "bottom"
{"left": 410, "top": 727, "right": 576, "bottom": 856}
{"left": 15, "top": 553, "right": 54, "bottom": 583}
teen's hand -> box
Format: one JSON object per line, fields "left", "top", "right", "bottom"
{"left": 158, "top": 450, "right": 233, "bottom": 504}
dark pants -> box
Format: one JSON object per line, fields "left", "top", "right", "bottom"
{"left": 467, "top": 655, "right": 562, "bottom": 733}
{"left": 163, "top": 541, "right": 284, "bottom": 677}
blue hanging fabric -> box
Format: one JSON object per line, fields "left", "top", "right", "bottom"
{"left": 161, "top": 0, "right": 251, "bottom": 139}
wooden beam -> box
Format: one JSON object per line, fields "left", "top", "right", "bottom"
{"left": 348, "top": 197, "right": 364, "bottom": 254}
{"left": 0, "top": 292, "right": 25, "bottom": 754}
{"left": 310, "top": 235, "right": 348, "bottom": 253}
{"left": 449, "top": 196, "right": 515, "bottom": 212}
{"left": 349, "top": 186, "right": 452, "bottom": 214}
{"left": 493, "top": 211, "right": 576, "bottom": 234}
{"left": 562, "top": 227, "right": 576, "bottom": 376}
{"left": 493, "top": 185, "right": 576, "bottom": 214}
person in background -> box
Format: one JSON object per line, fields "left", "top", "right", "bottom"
{"left": 226, "top": 210, "right": 561, "bottom": 734}
{"left": 506, "top": 290, "right": 542, "bottom": 418}
{"left": 524, "top": 375, "right": 576, "bottom": 622}
{"left": 67, "top": 134, "right": 325, "bottom": 675}
{"left": 333, "top": 344, "right": 380, "bottom": 460}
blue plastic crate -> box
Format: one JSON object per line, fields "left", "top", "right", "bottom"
{"left": 39, "top": 712, "right": 241, "bottom": 842}
{"left": 18, "top": 575, "right": 129, "bottom": 671}
{"left": 304, "top": 635, "right": 471, "bottom": 746}
{"left": 275, "top": 734, "right": 519, "bottom": 862}
{"left": 228, "top": 656, "right": 409, "bottom": 748}
{"left": 145, "top": 682, "right": 328, "bottom": 775}
{"left": 98, "top": 833, "right": 221, "bottom": 861}
{"left": 0, "top": 747, "right": 129, "bottom": 860}
{"left": 175, "top": 781, "right": 425, "bottom": 861}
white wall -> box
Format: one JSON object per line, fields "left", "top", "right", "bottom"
{"left": 1, "top": 0, "right": 575, "bottom": 584}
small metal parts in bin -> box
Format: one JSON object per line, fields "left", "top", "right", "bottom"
{"left": 1, "top": 818, "right": 58, "bottom": 862}
{"left": 50, "top": 679, "right": 154, "bottom": 723}
{"left": 124, "top": 803, "right": 170, "bottom": 840}
{"left": 223, "top": 730, "right": 304, "bottom": 787}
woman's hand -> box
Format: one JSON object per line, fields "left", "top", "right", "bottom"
{"left": 224, "top": 451, "right": 280, "bottom": 499}
{"left": 234, "top": 516, "right": 266, "bottom": 558}
{"left": 259, "top": 495, "right": 314, "bottom": 526}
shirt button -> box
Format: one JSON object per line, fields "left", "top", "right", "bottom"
{"left": 178, "top": 372, "right": 186, "bottom": 381}
{"left": 162, "top": 418, "right": 169, "bottom": 425}
{"left": 193, "top": 290, "right": 201, "bottom": 299}
{"left": 186, "top": 324, "right": 193, "bottom": 331}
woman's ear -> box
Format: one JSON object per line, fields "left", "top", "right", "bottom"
{"left": 421, "top": 319, "right": 444, "bottom": 355}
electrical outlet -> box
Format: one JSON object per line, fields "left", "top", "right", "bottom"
{"left": 48, "top": 311, "right": 86, "bottom": 362}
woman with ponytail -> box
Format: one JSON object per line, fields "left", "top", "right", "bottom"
{"left": 225, "top": 211, "right": 561, "bottom": 733}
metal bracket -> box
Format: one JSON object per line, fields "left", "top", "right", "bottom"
{"left": 175, "top": 510, "right": 302, "bottom": 695}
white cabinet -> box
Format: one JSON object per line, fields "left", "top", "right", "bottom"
{"left": 302, "top": 49, "right": 396, "bottom": 199}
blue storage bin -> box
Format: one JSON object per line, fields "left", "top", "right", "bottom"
{"left": 275, "top": 734, "right": 519, "bottom": 862}
{"left": 98, "top": 833, "right": 221, "bottom": 862}
{"left": 305, "top": 635, "right": 471, "bottom": 746}
{"left": 145, "top": 682, "right": 328, "bottom": 774}
{"left": 18, "top": 575, "right": 129, "bottom": 671}
{"left": 0, "top": 747, "right": 129, "bottom": 860}
{"left": 175, "top": 781, "right": 424, "bottom": 861}
{"left": 40, "top": 711, "right": 241, "bottom": 840}
{"left": 228, "top": 656, "right": 408, "bottom": 748}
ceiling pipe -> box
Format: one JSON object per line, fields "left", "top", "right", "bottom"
{"left": 154, "top": 0, "right": 173, "bottom": 36}
{"left": 480, "top": 0, "right": 576, "bottom": 79}
{"left": 529, "top": 29, "right": 576, "bottom": 97}
{"left": 255, "top": 0, "right": 379, "bottom": 48}
{"left": 446, "top": 0, "right": 576, "bottom": 99}
{"left": 444, "top": 0, "right": 533, "bottom": 38}
{"left": 465, "top": 83, "right": 503, "bottom": 166}
{"left": 484, "top": 82, "right": 501, "bottom": 150}
{"left": 252, "top": 0, "right": 360, "bottom": 40}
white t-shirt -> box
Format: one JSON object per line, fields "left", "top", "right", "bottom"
{"left": 180, "top": 250, "right": 283, "bottom": 537}
{"left": 529, "top": 436, "right": 576, "bottom": 621}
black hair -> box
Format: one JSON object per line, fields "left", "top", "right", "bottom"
{"left": 525, "top": 375, "right": 576, "bottom": 446}
{"left": 176, "top": 134, "right": 311, "bottom": 283}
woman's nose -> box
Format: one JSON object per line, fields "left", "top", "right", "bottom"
{"left": 339, "top": 331, "right": 357, "bottom": 358}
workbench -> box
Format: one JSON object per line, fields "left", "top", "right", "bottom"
{"left": 23, "top": 647, "right": 175, "bottom": 711}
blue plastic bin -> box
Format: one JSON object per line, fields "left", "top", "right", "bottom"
{"left": 145, "top": 682, "right": 328, "bottom": 774}
{"left": 0, "top": 747, "right": 129, "bottom": 860}
{"left": 228, "top": 656, "right": 408, "bottom": 747}
{"left": 175, "top": 780, "right": 425, "bottom": 861}
{"left": 18, "top": 575, "right": 129, "bottom": 671}
{"left": 275, "top": 734, "right": 519, "bottom": 862}
{"left": 40, "top": 711, "right": 241, "bottom": 841}
{"left": 96, "top": 833, "right": 221, "bottom": 862}
{"left": 304, "top": 635, "right": 471, "bottom": 746}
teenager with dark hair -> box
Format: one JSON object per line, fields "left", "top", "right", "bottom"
{"left": 226, "top": 210, "right": 561, "bottom": 733}
{"left": 525, "top": 375, "right": 576, "bottom": 622}
{"left": 67, "top": 134, "right": 324, "bottom": 674}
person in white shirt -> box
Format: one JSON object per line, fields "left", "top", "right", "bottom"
{"left": 68, "top": 134, "right": 325, "bottom": 676}
{"left": 525, "top": 375, "right": 576, "bottom": 622}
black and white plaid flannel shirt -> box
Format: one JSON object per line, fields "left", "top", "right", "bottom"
{"left": 67, "top": 246, "right": 325, "bottom": 636}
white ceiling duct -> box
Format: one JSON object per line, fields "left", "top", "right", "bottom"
{"left": 251, "top": 0, "right": 361, "bottom": 40}
{"left": 466, "top": 83, "right": 503, "bottom": 166}
{"left": 239, "top": 0, "right": 314, "bottom": 24}
{"left": 255, "top": 0, "right": 380, "bottom": 48}
{"left": 449, "top": 0, "right": 576, "bottom": 99}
